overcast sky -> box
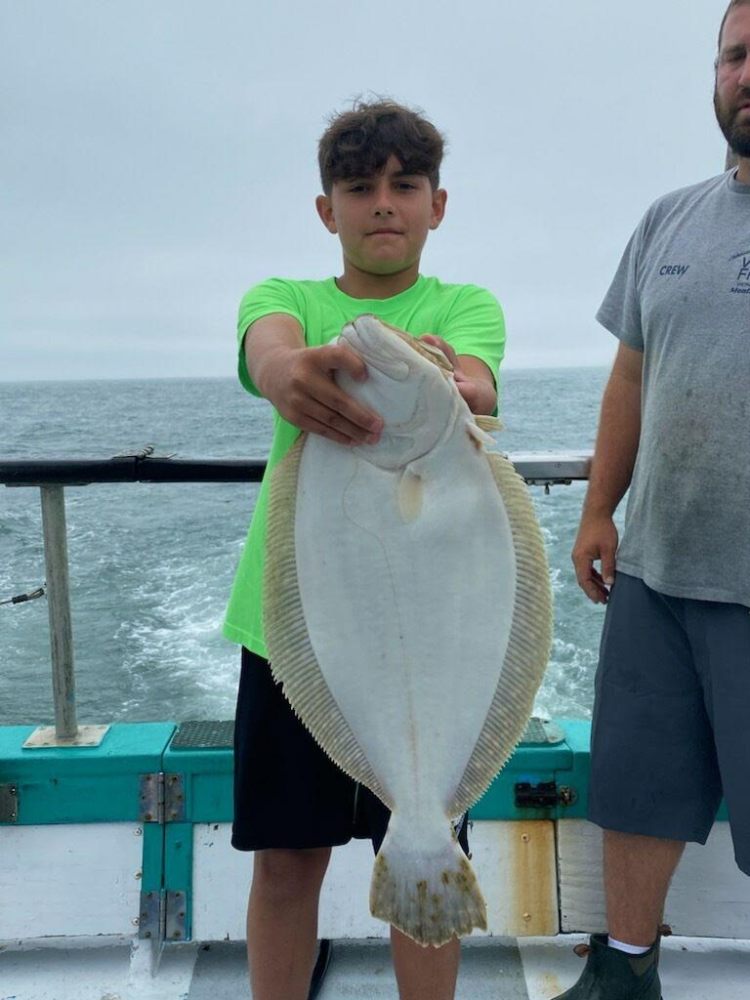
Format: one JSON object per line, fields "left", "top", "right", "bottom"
{"left": 1, "top": 0, "right": 731, "bottom": 380}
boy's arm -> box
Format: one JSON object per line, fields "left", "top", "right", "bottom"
{"left": 244, "top": 313, "right": 384, "bottom": 446}
{"left": 453, "top": 355, "right": 496, "bottom": 415}
{"left": 419, "top": 335, "right": 497, "bottom": 415}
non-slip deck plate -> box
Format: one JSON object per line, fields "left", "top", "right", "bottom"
{"left": 170, "top": 717, "right": 561, "bottom": 751}
{"left": 171, "top": 720, "right": 234, "bottom": 750}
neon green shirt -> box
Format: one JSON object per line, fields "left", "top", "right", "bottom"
{"left": 223, "top": 274, "right": 506, "bottom": 656}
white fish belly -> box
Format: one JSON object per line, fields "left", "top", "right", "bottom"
{"left": 294, "top": 427, "right": 516, "bottom": 816}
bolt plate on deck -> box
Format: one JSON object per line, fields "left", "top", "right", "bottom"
{"left": 518, "top": 718, "right": 565, "bottom": 746}
{"left": 22, "top": 724, "right": 110, "bottom": 749}
{"left": 0, "top": 784, "right": 18, "bottom": 822}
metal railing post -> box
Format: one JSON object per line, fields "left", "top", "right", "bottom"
{"left": 39, "top": 485, "right": 78, "bottom": 739}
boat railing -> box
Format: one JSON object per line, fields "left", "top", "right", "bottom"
{"left": 0, "top": 450, "right": 592, "bottom": 747}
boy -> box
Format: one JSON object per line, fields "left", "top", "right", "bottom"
{"left": 224, "top": 99, "right": 505, "bottom": 1000}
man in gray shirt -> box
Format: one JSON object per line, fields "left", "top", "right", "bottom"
{"left": 558, "top": 2, "right": 750, "bottom": 997}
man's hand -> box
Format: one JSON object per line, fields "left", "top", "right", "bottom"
{"left": 419, "top": 335, "right": 497, "bottom": 415}
{"left": 572, "top": 511, "right": 618, "bottom": 604}
{"left": 259, "top": 342, "right": 384, "bottom": 446}
{"left": 570, "top": 342, "right": 642, "bottom": 605}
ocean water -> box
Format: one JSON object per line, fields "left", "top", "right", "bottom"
{"left": 0, "top": 369, "right": 613, "bottom": 726}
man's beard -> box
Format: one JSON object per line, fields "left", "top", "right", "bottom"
{"left": 714, "top": 87, "right": 750, "bottom": 158}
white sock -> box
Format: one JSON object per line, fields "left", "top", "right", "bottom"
{"left": 607, "top": 936, "right": 651, "bottom": 955}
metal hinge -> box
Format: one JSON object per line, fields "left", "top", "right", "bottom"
{"left": 165, "top": 890, "right": 187, "bottom": 941}
{"left": 0, "top": 784, "right": 19, "bottom": 823}
{"left": 514, "top": 780, "right": 577, "bottom": 809}
{"left": 138, "top": 773, "right": 185, "bottom": 824}
{"left": 139, "top": 890, "right": 187, "bottom": 941}
{"left": 139, "top": 889, "right": 163, "bottom": 940}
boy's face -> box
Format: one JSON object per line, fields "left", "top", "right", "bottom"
{"left": 316, "top": 155, "right": 447, "bottom": 278}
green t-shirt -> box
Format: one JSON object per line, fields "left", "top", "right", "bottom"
{"left": 223, "top": 274, "right": 506, "bottom": 656}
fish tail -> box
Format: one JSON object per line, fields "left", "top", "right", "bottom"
{"left": 369, "top": 819, "right": 487, "bottom": 947}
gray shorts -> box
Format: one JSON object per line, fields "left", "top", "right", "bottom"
{"left": 588, "top": 572, "right": 750, "bottom": 874}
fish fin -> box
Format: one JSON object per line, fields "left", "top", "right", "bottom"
{"left": 465, "top": 422, "right": 495, "bottom": 451}
{"left": 474, "top": 414, "right": 503, "bottom": 433}
{"left": 389, "top": 327, "right": 454, "bottom": 372}
{"left": 397, "top": 467, "right": 423, "bottom": 522}
{"left": 466, "top": 411, "right": 504, "bottom": 449}
{"left": 264, "top": 437, "right": 390, "bottom": 805}
{"left": 448, "top": 450, "right": 553, "bottom": 817}
{"left": 370, "top": 816, "right": 486, "bottom": 947}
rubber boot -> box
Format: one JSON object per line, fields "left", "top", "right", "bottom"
{"left": 551, "top": 933, "right": 662, "bottom": 999}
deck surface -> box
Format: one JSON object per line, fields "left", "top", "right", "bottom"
{"left": 1, "top": 935, "right": 749, "bottom": 999}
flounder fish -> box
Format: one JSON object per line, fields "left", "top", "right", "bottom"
{"left": 264, "top": 315, "right": 552, "bottom": 947}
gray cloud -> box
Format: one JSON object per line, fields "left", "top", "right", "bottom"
{"left": 2, "top": 0, "right": 728, "bottom": 379}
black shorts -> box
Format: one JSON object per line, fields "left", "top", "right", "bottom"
{"left": 588, "top": 572, "right": 750, "bottom": 873}
{"left": 232, "top": 647, "right": 469, "bottom": 854}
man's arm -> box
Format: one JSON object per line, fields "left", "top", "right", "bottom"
{"left": 244, "top": 314, "right": 384, "bottom": 446}
{"left": 419, "top": 335, "right": 497, "bottom": 415}
{"left": 572, "top": 342, "right": 643, "bottom": 604}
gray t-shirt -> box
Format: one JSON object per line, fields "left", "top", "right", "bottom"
{"left": 597, "top": 170, "right": 750, "bottom": 608}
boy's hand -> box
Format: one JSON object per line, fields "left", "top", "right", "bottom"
{"left": 259, "top": 342, "right": 384, "bottom": 446}
{"left": 419, "top": 335, "right": 497, "bottom": 415}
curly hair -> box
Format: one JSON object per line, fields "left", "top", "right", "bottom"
{"left": 318, "top": 99, "right": 445, "bottom": 195}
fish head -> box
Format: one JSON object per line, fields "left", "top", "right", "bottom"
{"left": 337, "top": 314, "right": 462, "bottom": 468}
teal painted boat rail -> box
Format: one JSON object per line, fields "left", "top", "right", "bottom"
{"left": 0, "top": 719, "right": 592, "bottom": 827}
